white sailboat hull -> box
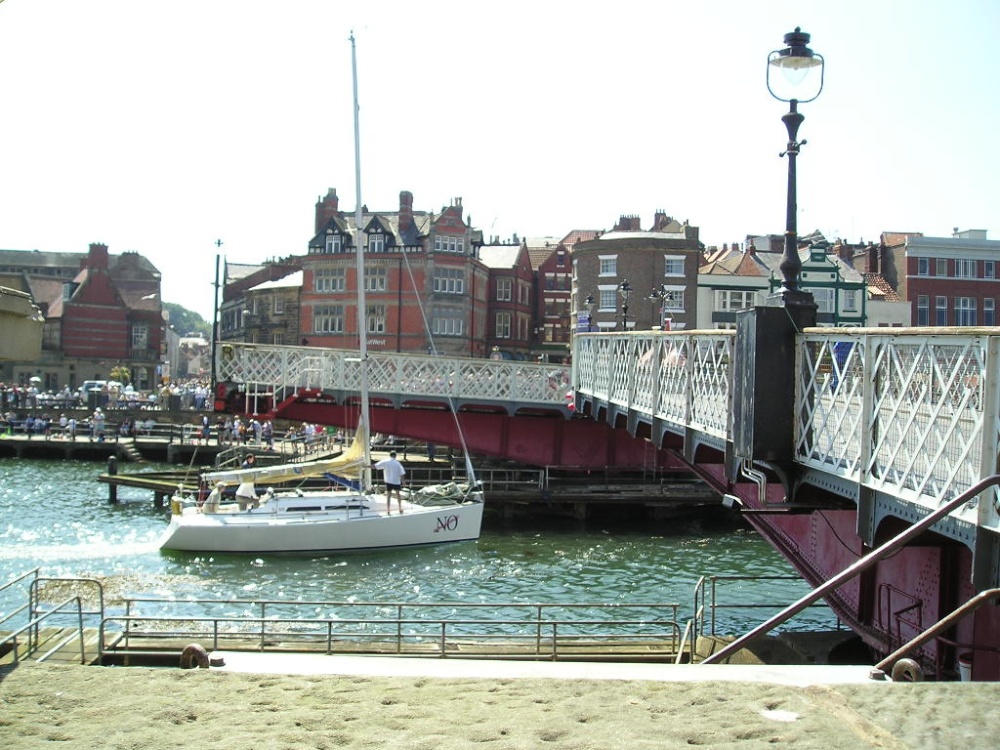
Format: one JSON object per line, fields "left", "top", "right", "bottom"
{"left": 159, "top": 491, "right": 484, "bottom": 554}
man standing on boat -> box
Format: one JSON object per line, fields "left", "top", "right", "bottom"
{"left": 236, "top": 454, "right": 259, "bottom": 511}
{"left": 373, "top": 451, "right": 406, "bottom": 514}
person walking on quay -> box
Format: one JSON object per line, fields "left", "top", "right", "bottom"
{"left": 236, "top": 454, "right": 259, "bottom": 511}
{"left": 373, "top": 451, "right": 406, "bottom": 514}
{"left": 92, "top": 408, "right": 106, "bottom": 442}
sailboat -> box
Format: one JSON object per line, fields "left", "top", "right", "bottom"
{"left": 158, "top": 34, "right": 484, "bottom": 554}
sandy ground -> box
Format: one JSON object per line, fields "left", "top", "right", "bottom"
{"left": 1, "top": 662, "right": 997, "bottom": 749}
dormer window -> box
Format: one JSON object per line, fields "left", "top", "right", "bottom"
{"left": 368, "top": 233, "right": 385, "bottom": 253}
{"left": 325, "top": 234, "right": 343, "bottom": 254}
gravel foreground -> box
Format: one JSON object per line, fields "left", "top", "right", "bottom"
{"left": 1, "top": 663, "right": 997, "bottom": 749}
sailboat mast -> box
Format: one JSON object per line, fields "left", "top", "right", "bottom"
{"left": 350, "top": 32, "right": 372, "bottom": 464}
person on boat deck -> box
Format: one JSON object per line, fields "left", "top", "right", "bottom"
{"left": 237, "top": 454, "right": 259, "bottom": 511}
{"left": 373, "top": 451, "right": 406, "bottom": 514}
{"left": 203, "top": 481, "right": 226, "bottom": 513}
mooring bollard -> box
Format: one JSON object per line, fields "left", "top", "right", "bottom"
{"left": 107, "top": 455, "right": 118, "bottom": 503}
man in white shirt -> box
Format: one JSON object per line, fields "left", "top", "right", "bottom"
{"left": 373, "top": 451, "right": 406, "bottom": 514}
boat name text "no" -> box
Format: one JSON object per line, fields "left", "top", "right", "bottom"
{"left": 435, "top": 515, "right": 459, "bottom": 532}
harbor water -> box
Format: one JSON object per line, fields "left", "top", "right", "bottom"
{"left": 0, "top": 457, "right": 838, "bottom": 634}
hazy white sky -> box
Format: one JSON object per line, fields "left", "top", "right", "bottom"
{"left": 1, "top": 0, "right": 998, "bottom": 320}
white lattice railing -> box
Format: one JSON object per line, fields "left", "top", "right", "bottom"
{"left": 797, "top": 328, "right": 1000, "bottom": 531}
{"left": 217, "top": 342, "right": 572, "bottom": 408}
{"left": 574, "top": 327, "right": 1000, "bottom": 532}
{"left": 572, "top": 331, "right": 734, "bottom": 442}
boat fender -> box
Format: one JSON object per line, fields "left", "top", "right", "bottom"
{"left": 179, "top": 643, "right": 210, "bottom": 669}
{"left": 890, "top": 658, "right": 924, "bottom": 682}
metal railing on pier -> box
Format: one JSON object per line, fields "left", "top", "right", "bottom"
{"left": 104, "top": 597, "right": 684, "bottom": 662}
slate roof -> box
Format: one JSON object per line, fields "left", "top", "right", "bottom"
{"left": 478, "top": 244, "right": 522, "bottom": 269}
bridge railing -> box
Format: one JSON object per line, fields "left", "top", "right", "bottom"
{"left": 573, "top": 331, "right": 734, "bottom": 443}
{"left": 217, "top": 343, "right": 571, "bottom": 409}
{"left": 797, "top": 327, "right": 1000, "bottom": 531}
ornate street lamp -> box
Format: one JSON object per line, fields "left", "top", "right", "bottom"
{"left": 584, "top": 294, "right": 596, "bottom": 332}
{"left": 618, "top": 280, "right": 632, "bottom": 330}
{"left": 648, "top": 285, "right": 673, "bottom": 330}
{"left": 767, "top": 27, "right": 824, "bottom": 305}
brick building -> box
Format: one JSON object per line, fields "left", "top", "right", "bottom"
{"left": 572, "top": 213, "right": 702, "bottom": 332}
{"left": 0, "top": 243, "right": 163, "bottom": 390}
{"left": 298, "top": 189, "right": 489, "bottom": 357}
{"left": 880, "top": 229, "right": 999, "bottom": 326}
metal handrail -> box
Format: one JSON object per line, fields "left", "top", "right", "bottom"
{"left": 0, "top": 567, "right": 41, "bottom": 630}
{"left": 102, "top": 612, "right": 683, "bottom": 661}
{"left": 702, "top": 473, "right": 1000, "bottom": 664}
{"left": 872, "top": 587, "right": 1000, "bottom": 679}
{"left": 0, "top": 596, "right": 86, "bottom": 664}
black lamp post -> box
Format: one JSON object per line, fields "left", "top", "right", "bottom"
{"left": 767, "top": 27, "right": 824, "bottom": 306}
{"left": 648, "top": 285, "right": 672, "bottom": 330}
{"left": 584, "top": 294, "right": 596, "bottom": 332}
{"left": 618, "top": 280, "right": 632, "bottom": 330}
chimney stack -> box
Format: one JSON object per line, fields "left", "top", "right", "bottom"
{"left": 399, "top": 190, "right": 414, "bottom": 235}
{"left": 315, "top": 188, "right": 340, "bottom": 234}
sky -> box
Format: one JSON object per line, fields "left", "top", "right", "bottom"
{"left": 1, "top": 1, "right": 998, "bottom": 320}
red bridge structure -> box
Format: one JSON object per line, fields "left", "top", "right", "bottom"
{"left": 216, "top": 319, "right": 1000, "bottom": 681}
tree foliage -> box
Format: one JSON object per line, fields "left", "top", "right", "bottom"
{"left": 164, "top": 302, "right": 211, "bottom": 338}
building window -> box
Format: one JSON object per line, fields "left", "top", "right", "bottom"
{"left": 659, "top": 286, "right": 685, "bottom": 311}
{"left": 985, "top": 299, "right": 995, "bottom": 326}
{"left": 936, "top": 296, "right": 948, "bottom": 325}
{"left": 368, "top": 233, "right": 385, "bottom": 253}
{"left": 131, "top": 325, "right": 148, "bottom": 350}
{"left": 985, "top": 261, "right": 995, "bottom": 279}
{"left": 431, "top": 308, "right": 464, "bottom": 336}
{"left": 496, "top": 278, "right": 512, "bottom": 301}
{"left": 273, "top": 296, "right": 284, "bottom": 315}
{"left": 842, "top": 289, "right": 859, "bottom": 313}
{"left": 434, "top": 235, "right": 465, "bottom": 253}
{"left": 936, "top": 258, "right": 948, "bottom": 276}
{"left": 917, "top": 258, "right": 929, "bottom": 276}
{"left": 325, "top": 234, "right": 343, "bottom": 254}
{"left": 272, "top": 332, "right": 284, "bottom": 345}
{"left": 955, "top": 258, "right": 976, "bottom": 279}
{"left": 916, "top": 295, "right": 929, "bottom": 325}
{"left": 433, "top": 267, "right": 465, "bottom": 294}
{"left": 812, "top": 288, "right": 834, "bottom": 314}
{"left": 714, "top": 289, "right": 757, "bottom": 312}
{"left": 314, "top": 268, "right": 346, "bottom": 292}
{"left": 598, "top": 288, "right": 617, "bottom": 311}
{"left": 313, "top": 305, "right": 344, "bottom": 333}
{"left": 598, "top": 256, "right": 617, "bottom": 276}
{"left": 364, "top": 266, "right": 387, "bottom": 292}
{"left": 663, "top": 255, "right": 684, "bottom": 276}
{"left": 495, "top": 312, "right": 511, "bottom": 338}
{"left": 367, "top": 305, "right": 386, "bottom": 334}
{"left": 955, "top": 297, "right": 976, "bottom": 326}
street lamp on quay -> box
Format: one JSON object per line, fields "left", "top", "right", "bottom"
{"left": 618, "top": 280, "right": 632, "bottom": 330}
{"left": 584, "top": 294, "right": 596, "bottom": 332}
{"left": 648, "top": 285, "right": 673, "bottom": 330}
{"left": 767, "top": 27, "right": 824, "bottom": 306}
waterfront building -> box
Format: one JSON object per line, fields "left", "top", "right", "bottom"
{"left": 298, "top": 189, "right": 489, "bottom": 358}
{"left": 219, "top": 257, "right": 304, "bottom": 344}
{"left": 572, "top": 213, "right": 702, "bottom": 332}
{"left": 698, "top": 238, "right": 871, "bottom": 329}
{"left": 479, "top": 240, "right": 534, "bottom": 360}
{"left": 879, "top": 229, "right": 999, "bottom": 327}
{"left": 527, "top": 238, "right": 573, "bottom": 364}
{"left": 0, "top": 243, "right": 164, "bottom": 391}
